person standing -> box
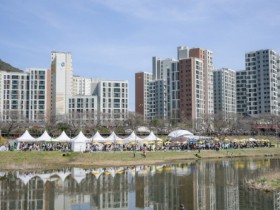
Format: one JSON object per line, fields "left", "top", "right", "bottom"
{"left": 179, "top": 204, "right": 186, "bottom": 210}
{"left": 143, "top": 145, "right": 147, "bottom": 158}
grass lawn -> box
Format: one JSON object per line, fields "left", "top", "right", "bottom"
{"left": 0, "top": 147, "right": 280, "bottom": 170}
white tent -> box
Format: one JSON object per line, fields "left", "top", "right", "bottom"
{"left": 168, "top": 129, "right": 194, "bottom": 138}
{"left": 137, "top": 126, "right": 150, "bottom": 133}
{"left": 53, "top": 131, "right": 71, "bottom": 142}
{"left": 71, "top": 131, "right": 90, "bottom": 152}
{"left": 36, "top": 130, "right": 52, "bottom": 142}
{"left": 143, "top": 131, "right": 162, "bottom": 143}
{"left": 104, "top": 131, "right": 123, "bottom": 144}
{"left": 16, "top": 130, "right": 35, "bottom": 142}
{"left": 91, "top": 131, "right": 106, "bottom": 143}
{"left": 123, "top": 131, "right": 143, "bottom": 144}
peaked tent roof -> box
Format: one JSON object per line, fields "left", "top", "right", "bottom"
{"left": 91, "top": 131, "right": 106, "bottom": 143}
{"left": 168, "top": 129, "right": 194, "bottom": 138}
{"left": 143, "top": 131, "right": 162, "bottom": 142}
{"left": 71, "top": 131, "right": 90, "bottom": 143}
{"left": 123, "top": 131, "right": 143, "bottom": 144}
{"left": 104, "top": 131, "right": 123, "bottom": 142}
{"left": 16, "top": 130, "right": 35, "bottom": 142}
{"left": 36, "top": 130, "right": 52, "bottom": 142}
{"left": 53, "top": 131, "right": 71, "bottom": 142}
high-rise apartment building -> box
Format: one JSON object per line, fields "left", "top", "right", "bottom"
{"left": 152, "top": 57, "right": 177, "bottom": 80}
{"left": 179, "top": 57, "right": 204, "bottom": 126}
{"left": 72, "top": 76, "right": 92, "bottom": 96}
{"left": 236, "top": 70, "right": 247, "bottom": 114}
{"left": 167, "top": 60, "right": 180, "bottom": 120}
{"left": 28, "top": 68, "right": 51, "bottom": 122}
{"left": 0, "top": 69, "right": 50, "bottom": 122}
{"left": 245, "top": 49, "right": 279, "bottom": 116}
{"left": 0, "top": 71, "right": 29, "bottom": 121}
{"left": 152, "top": 57, "right": 178, "bottom": 120}
{"left": 189, "top": 48, "right": 214, "bottom": 117}
{"left": 213, "top": 68, "right": 236, "bottom": 119}
{"left": 136, "top": 46, "right": 215, "bottom": 128}
{"left": 99, "top": 80, "right": 128, "bottom": 124}
{"left": 0, "top": 51, "right": 129, "bottom": 124}
{"left": 51, "top": 51, "right": 73, "bottom": 118}
{"left": 135, "top": 72, "right": 153, "bottom": 120}
{"left": 177, "top": 46, "right": 189, "bottom": 60}
{"left": 148, "top": 80, "right": 167, "bottom": 120}
{"left": 68, "top": 95, "right": 98, "bottom": 124}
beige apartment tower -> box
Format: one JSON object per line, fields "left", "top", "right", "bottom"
{"left": 135, "top": 72, "right": 153, "bottom": 120}
{"left": 51, "top": 51, "right": 73, "bottom": 119}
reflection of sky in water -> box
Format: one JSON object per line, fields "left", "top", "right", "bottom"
{"left": 0, "top": 158, "right": 278, "bottom": 210}
{"left": 72, "top": 203, "right": 90, "bottom": 210}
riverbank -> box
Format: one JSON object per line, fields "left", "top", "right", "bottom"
{"left": 0, "top": 147, "right": 280, "bottom": 171}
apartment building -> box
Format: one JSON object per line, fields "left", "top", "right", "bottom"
{"left": 135, "top": 46, "right": 215, "bottom": 128}
{"left": 213, "top": 68, "right": 236, "bottom": 119}
{"left": 0, "top": 51, "right": 129, "bottom": 124}
{"left": 99, "top": 80, "right": 129, "bottom": 124}
{"left": 68, "top": 96, "right": 98, "bottom": 124}
{"left": 148, "top": 79, "right": 167, "bottom": 120}
{"left": 0, "top": 68, "right": 50, "bottom": 122}
{"left": 152, "top": 57, "right": 179, "bottom": 120}
{"left": 245, "top": 49, "right": 279, "bottom": 116}
{"left": 51, "top": 51, "right": 73, "bottom": 118}
{"left": 236, "top": 70, "right": 247, "bottom": 114}
{"left": 72, "top": 76, "right": 92, "bottom": 96}
{"left": 28, "top": 68, "right": 51, "bottom": 122}
{"left": 189, "top": 48, "right": 214, "bottom": 117}
{"left": 135, "top": 72, "right": 153, "bottom": 120}
{"left": 179, "top": 57, "right": 204, "bottom": 126}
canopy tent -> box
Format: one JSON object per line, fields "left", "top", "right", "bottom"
{"left": 53, "top": 131, "right": 71, "bottom": 142}
{"left": 168, "top": 129, "right": 194, "bottom": 138}
{"left": 16, "top": 130, "right": 35, "bottom": 142}
{"left": 91, "top": 131, "right": 106, "bottom": 143}
{"left": 137, "top": 126, "right": 150, "bottom": 133}
{"left": 248, "top": 137, "right": 256, "bottom": 141}
{"left": 142, "top": 131, "right": 162, "bottom": 143}
{"left": 104, "top": 131, "right": 123, "bottom": 144}
{"left": 123, "top": 131, "right": 143, "bottom": 144}
{"left": 71, "top": 131, "right": 90, "bottom": 152}
{"left": 171, "top": 135, "right": 210, "bottom": 143}
{"left": 36, "top": 130, "right": 52, "bottom": 142}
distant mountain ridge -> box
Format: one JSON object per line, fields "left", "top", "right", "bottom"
{"left": 0, "top": 59, "right": 23, "bottom": 72}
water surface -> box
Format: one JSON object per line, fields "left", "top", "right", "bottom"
{"left": 0, "top": 157, "right": 279, "bottom": 210}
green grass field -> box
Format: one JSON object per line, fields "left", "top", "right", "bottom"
{"left": 0, "top": 147, "right": 280, "bottom": 170}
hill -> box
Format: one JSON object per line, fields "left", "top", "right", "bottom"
{"left": 0, "top": 59, "right": 23, "bottom": 72}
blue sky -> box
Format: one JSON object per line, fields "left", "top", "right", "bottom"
{"left": 1, "top": 0, "right": 280, "bottom": 111}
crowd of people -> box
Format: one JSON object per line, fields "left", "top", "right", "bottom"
{"left": 6, "top": 138, "right": 272, "bottom": 152}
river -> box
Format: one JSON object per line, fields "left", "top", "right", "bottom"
{"left": 0, "top": 157, "right": 279, "bottom": 210}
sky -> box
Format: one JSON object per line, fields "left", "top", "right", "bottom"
{"left": 1, "top": 0, "right": 280, "bottom": 111}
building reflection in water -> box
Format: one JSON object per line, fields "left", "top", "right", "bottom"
{"left": 0, "top": 158, "right": 279, "bottom": 210}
